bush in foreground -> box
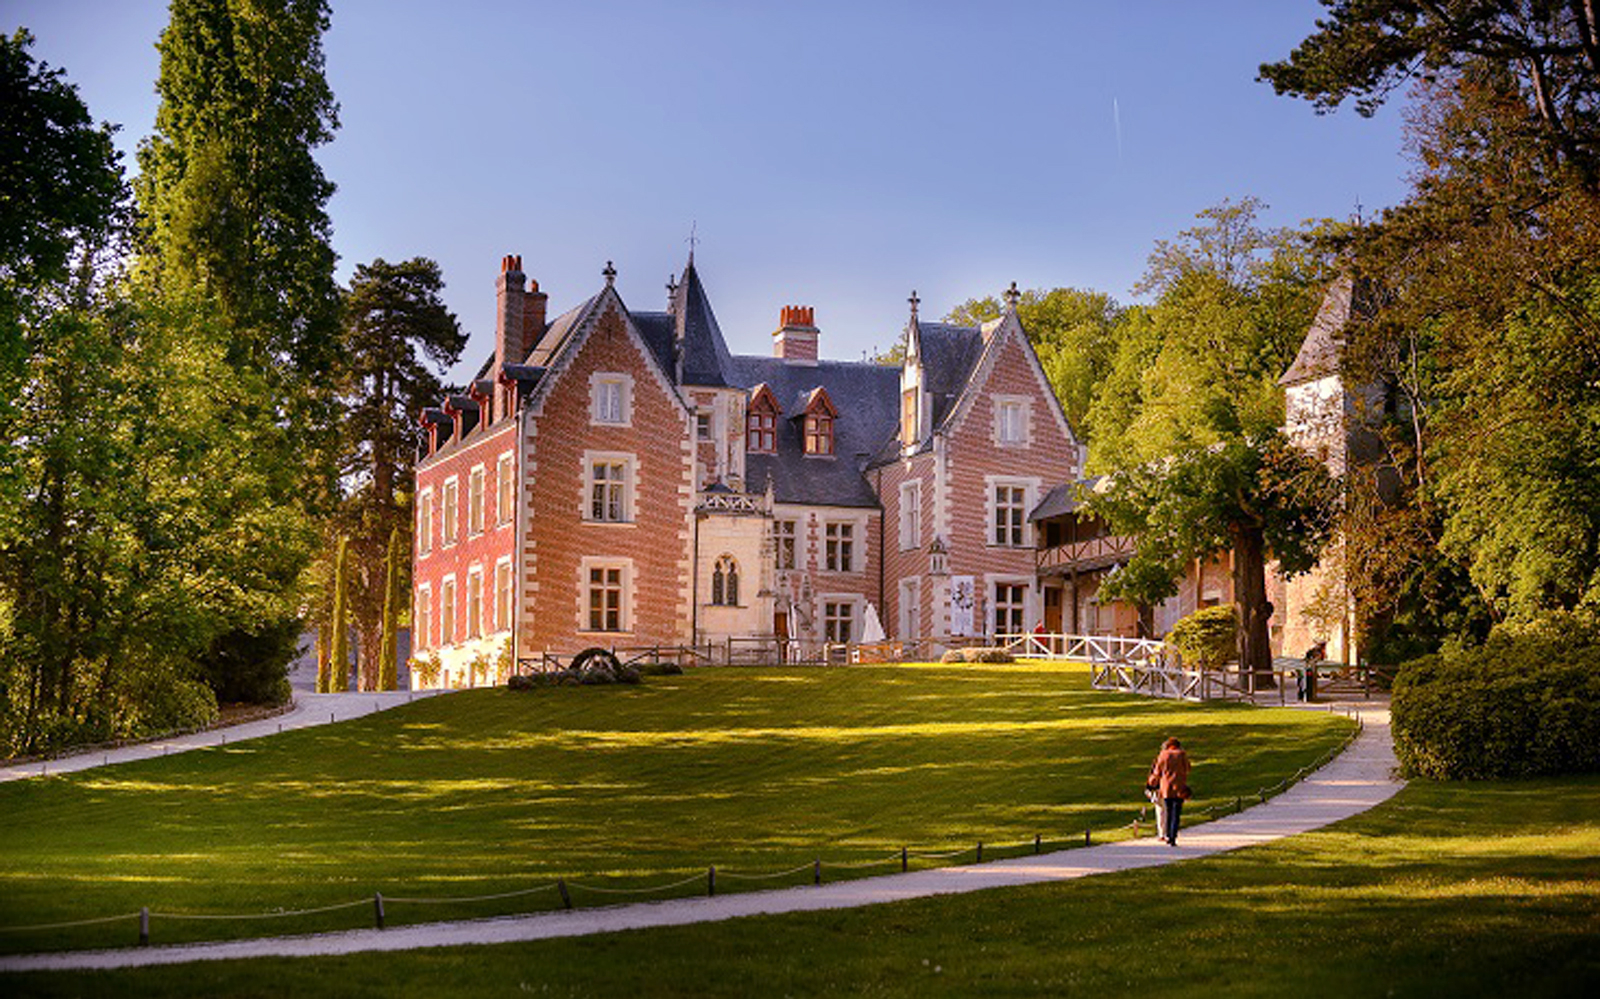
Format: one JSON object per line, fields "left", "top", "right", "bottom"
{"left": 1392, "top": 611, "right": 1600, "bottom": 779}
{"left": 939, "top": 647, "right": 1014, "bottom": 663}
{"left": 1168, "top": 604, "right": 1238, "bottom": 668}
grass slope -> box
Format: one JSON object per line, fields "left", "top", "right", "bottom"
{"left": 0, "top": 663, "right": 1348, "bottom": 953}
{"left": 8, "top": 776, "right": 1595, "bottom": 998}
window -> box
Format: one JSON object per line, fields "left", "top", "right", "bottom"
{"left": 466, "top": 568, "right": 483, "bottom": 638}
{"left": 591, "top": 374, "right": 631, "bottom": 425}
{"left": 418, "top": 489, "right": 434, "bottom": 555}
{"left": 416, "top": 585, "right": 432, "bottom": 650}
{"left": 825, "top": 522, "right": 854, "bottom": 572}
{"left": 495, "top": 559, "right": 513, "bottom": 632}
{"left": 592, "top": 461, "right": 627, "bottom": 521}
{"left": 993, "top": 484, "right": 1027, "bottom": 547}
{"left": 775, "top": 519, "right": 796, "bottom": 570}
{"left": 899, "top": 481, "right": 921, "bottom": 551}
{"left": 711, "top": 555, "right": 739, "bottom": 606}
{"left": 440, "top": 577, "right": 457, "bottom": 645}
{"left": 747, "top": 408, "right": 776, "bottom": 453}
{"left": 824, "top": 601, "right": 855, "bottom": 644}
{"left": 468, "top": 466, "right": 485, "bottom": 536}
{"left": 899, "top": 578, "right": 920, "bottom": 639}
{"left": 496, "top": 453, "right": 514, "bottom": 526}
{"left": 995, "top": 397, "right": 1029, "bottom": 445}
{"left": 804, "top": 412, "right": 834, "bottom": 455}
{"left": 586, "top": 564, "right": 625, "bottom": 632}
{"left": 901, "top": 388, "right": 918, "bottom": 446}
{"left": 696, "top": 411, "right": 713, "bottom": 441}
{"left": 994, "top": 582, "right": 1027, "bottom": 636}
{"left": 442, "top": 478, "right": 459, "bottom": 546}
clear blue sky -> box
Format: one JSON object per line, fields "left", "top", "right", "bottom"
{"left": 12, "top": 1, "right": 1410, "bottom": 382}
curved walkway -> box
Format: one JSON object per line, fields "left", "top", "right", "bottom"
{"left": 0, "top": 700, "right": 1402, "bottom": 973}
{"left": 0, "top": 691, "right": 444, "bottom": 784}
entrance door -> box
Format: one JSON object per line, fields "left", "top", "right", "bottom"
{"left": 774, "top": 611, "right": 789, "bottom": 664}
{"left": 1044, "top": 587, "right": 1063, "bottom": 633}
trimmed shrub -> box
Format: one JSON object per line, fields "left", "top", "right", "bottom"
{"left": 1168, "top": 605, "right": 1238, "bottom": 668}
{"left": 941, "top": 647, "right": 1015, "bottom": 663}
{"left": 1392, "top": 611, "right": 1600, "bottom": 779}
{"left": 638, "top": 661, "right": 684, "bottom": 676}
{"left": 940, "top": 649, "right": 965, "bottom": 663}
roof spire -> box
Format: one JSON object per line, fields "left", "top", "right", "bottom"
{"left": 685, "top": 220, "right": 699, "bottom": 266}
{"left": 908, "top": 290, "right": 920, "bottom": 322}
{"left": 1003, "top": 281, "right": 1021, "bottom": 311}
{"left": 603, "top": 260, "right": 617, "bottom": 287}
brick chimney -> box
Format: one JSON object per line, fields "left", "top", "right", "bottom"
{"left": 522, "top": 276, "right": 548, "bottom": 356}
{"left": 495, "top": 255, "right": 526, "bottom": 372}
{"left": 773, "top": 305, "right": 818, "bottom": 364}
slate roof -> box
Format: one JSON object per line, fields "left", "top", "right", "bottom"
{"left": 728, "top": 355, "right": 901, "bottom": 508}
{"left": 1028, "top": 476, "right": 1108, "bottom": 522}
{"left": 1280, "top": 274, "right": 1381, "bottom": 387}
{"left": 671, "top": 259, "right": 735, "bottom": 388}
{"left": 914, "top": 320, "right": 987, "bottom": 438}
{"left": 526, "top": 294, "right": 602, "bottom": 370}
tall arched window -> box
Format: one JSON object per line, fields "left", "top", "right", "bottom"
{"left": 712, "top": 555, "right": 740, "bottom": 606}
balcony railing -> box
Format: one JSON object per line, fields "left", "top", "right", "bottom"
{"left": 696, "top": 491, "right": 770, "bottom": 515}
{"left": 1035, "top": 534, "right": 1137, "bottom": 572}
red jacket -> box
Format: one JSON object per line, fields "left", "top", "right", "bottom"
{"left": 1149, "top": 747, "right": 1191, "bottom": 799}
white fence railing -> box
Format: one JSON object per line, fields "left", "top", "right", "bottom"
{"left": 997, "top": 632, "right": 1167, "bottom": 664}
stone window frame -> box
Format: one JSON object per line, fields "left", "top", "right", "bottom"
{"left": 774, "top": 519, "right": 797, "bottom": 570}
{"left": 582, "top": 451, "right": 638, "bottom": 525}
{"left": 711, "top": 554, "right": 740, "bottom": 607}
{"left": 824, "top": 520, "right": 857, "bottom": 573}
{"left": 441, "top": 477, "right": 460, "bottom": 547}
{"left": 417, "top": 488, "right": 434, "bottom": 556}
{"left": 898, "top": 480, "right": 922, "bottom": 552}
{"left": 494, "top": 557, "right": 514, "bottom": 633}
{"left": 992, "top": 395, "right": 1031, "bottom": 447}
{"left": 821, "top": 594, "right": 861, "bottom": 644}
{"left": 990, "top": 575, "right": 1031, "bottom": 638}
{"left": 466, "top": 565, "right": 484, "bottom": 639}
{"left": 440, "top": 575, "right": 458, "bottom": 646}
{"left": 590, "top": 372, "right": 634, "bottom": 427}
{"left": 468, "top": 464, "right": 486, "bottom": 537}
{"left": 985, "top": 475, "right": 1037, "bottom": 549}
{"left": 415, "top": 583, "right": 432, "bottom": 651}
{"left": 496, "top": 451, "right": 514, "bottom": 527}
{"left": 578, "top": 556, "right": 634, "bottom": 635}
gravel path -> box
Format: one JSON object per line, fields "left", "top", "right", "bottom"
{"left": 0, "top": 700, "right": 1401, "bottom": 973}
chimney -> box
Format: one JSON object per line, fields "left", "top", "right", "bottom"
{"left": 773, "top": 305, "right": 819, "bottom": 364}
{"left": 522, "top": 276, "right": 548, "bottom": 359}
{"left": 495, "top": 254, "right": 526, "bottom": 372}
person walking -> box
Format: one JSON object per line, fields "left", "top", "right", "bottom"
{"left": 1148, "top": 737, "right": 1192, "bottom": 846}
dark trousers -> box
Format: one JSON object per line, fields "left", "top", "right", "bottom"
{"left": 1163, "top": 797, "right": 1184, "bottom": 843}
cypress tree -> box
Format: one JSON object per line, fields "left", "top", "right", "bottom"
{"left": 378, "top": 527, "right": 402, "bottom": 691}
{"left": 329, "top": 534, "right": 350, "bottom": 693}
{"left": 314, "top": 618, "right": 330, "bottom": 694}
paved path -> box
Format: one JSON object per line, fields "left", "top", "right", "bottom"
{"left": 0, "top": 691, "right": 444, "bottom": 784}
{"left": 0, "top": 700, "right": 1401, "bottom": 973}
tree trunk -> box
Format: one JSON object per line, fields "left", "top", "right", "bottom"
{"left": 1229, "top": 522, "right": 1275, "bottom": 689}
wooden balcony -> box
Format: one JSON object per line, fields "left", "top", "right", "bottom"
{"left": 1036, "top": 534, "right": 1137, "bottom": 574}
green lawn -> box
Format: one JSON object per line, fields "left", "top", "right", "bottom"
{"left": 7, "top": 775, "right": 1595, "bottom": 998}
{"left": 0, "top": 663, "right": 1350, "bottom": 954}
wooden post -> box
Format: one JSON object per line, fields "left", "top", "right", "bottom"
{"left": 707, "top": 866, "right": 716, "bottom": 897}
{"left": 814, "top": 859, "right": 822, "bottom": 885}
{"left": 1034, "top": 833, "right": 1041, "bottom": 854}
{"left": 975, "top": 842, "right": 983, "bottom": 863}
{"left": 374, "top": 892, "right": 385, "bottom": 930}
{"left": 139, "top": 907, "right": 149, "bottom": 946}
{"left": 901, "top": 846, "right": 908, "bottom": 872}
{"left": 1084, "top": 828, "right": 1091, "bottom": 847}
{"left": 557, "top": 878, "right": 572, "bottom": 910}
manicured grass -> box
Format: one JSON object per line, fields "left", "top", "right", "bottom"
{"left": 9, "top": 775, "right": 1596, "bottom": 998}
{"left": 0, "top": 663, "right": 1349, "bottom": 954}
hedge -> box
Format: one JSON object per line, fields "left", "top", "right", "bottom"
{"left": 1391, "top": 611, "right": 1600, "bottom": 779}
{"left": 1167, "top": 604, "right": 1237, "bottom": 668}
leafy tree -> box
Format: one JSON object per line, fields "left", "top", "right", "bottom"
{"left": 945, "top": 287, "right": 1122, "bottom": 439}
{"left": 1084, "top": 199, "right": 1339, "bottom": 682}
{"left": 326, "top": 257, "right": 463, "bottom": 686}
{"left": 379, "top": 527, "right": 402, "bottom": 691}
{"left": 133, "top": 0, "right": 341, "bottom": 375}
{"left": 329, "top": 535, "right": 350, "bottom": 693}
{"left": 1260, "top": 0, "right": 1600, "bottom": 187}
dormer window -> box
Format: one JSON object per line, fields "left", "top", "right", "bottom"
{"left": 591, "top": 373, "right": 632, "bottom": 426}
{"left": 746, "top": 384, "right": 780, "bottom": 454}
{"left": 901, "top": 388, "right": 918, "bottom": 446}
{"left": 801, "top": 387, "right": 838, "bottom": 457}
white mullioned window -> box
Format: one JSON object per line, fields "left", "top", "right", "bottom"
{"left": 415, "top": 585, "right": 432, "bottom": 650}
{"left": 899, "top": 578, "right": 920, "bottom": 639}
{"left": 466, "top": 567, "right": 483, "bottom": 638}
{"left": 989, "top": 479, "right": 1032, "bottom": 548}
{"left": 468, "top": 465, "right": 486, "bottom": 536}
{"left": 496, "top": 452, "right": 514, "bottom": 526}
{"left": 993, "top": 581, "right": 1028, "bottom": 637}
{"left": 587, "top": 457, "right": 632, "bottom": 522}
{"left": 825, "top": 522, "right": 854, "bottom": 572}
{"left": 823, "top": 600, "right": 855, "bottom": 644}
{"left": 495, "top": 558, "right": 513, "bottom": 632}
{"left": 440, "top": 576, "right": 457, "bottom": 645}
{"left": 899, "top": 480, "right": 921, "bottom": 551}
{"left": 591, "top": 373, "right": 632, "bottom": 426}
{"left": 581, "top": 558, "right": 631, "bottom": 633}
{"left": 417, "top": 489, "right": 434, "bottom": 555}
{"left": 995, "top": 396, "right": 1030, "bottom": 446}
{"left": 711, "top": 555, "right": 740, "bottom": 606}
{"left": 442, "top": 477, "right": 459, "bottom": 546}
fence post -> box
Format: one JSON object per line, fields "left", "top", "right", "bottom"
{"left": 557, "top": 878, "right": 572, "bottom": 910}
{"left": 975, "top": 842, "right": 983, "bottom": 863}
{"left": 374, "top": 892, "right": 385, "bottom": 930}
{"left": 707, "top": 866, "right": 716, "bottom": 897}
{"left": 901, "top": 846, "right": 908, "bottom": 872}
{"left": 1085, "top": 828, "right": 1091, "bottom": 846}
{"left": 139, "top": 907, "right": 149, "bottom": 946}
{"left": 1034, "top": 833, "right": 1041, "bottom": 854}
{"left": 814, "top": 859, "right": 822, "bottom": 886}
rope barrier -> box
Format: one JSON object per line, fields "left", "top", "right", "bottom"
{"left": 383, "top": 882, "right": 560, "bottom": 906}
{"left": 565, "top": 872, "right": 707, "bottom": 896}
{"left": 0, "top": 912, "right": 139, "bottom": 932}
{"left": 715, "top": 863, "right": 816, "bottom": 882}
{"left": 148, "top": 898, "right": 371, "bottom": 921}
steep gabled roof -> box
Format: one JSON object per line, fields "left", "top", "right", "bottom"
{"left": 916, "top": 321, "right": 987, "bottom": 431}
{"left": 526, "top": 292, "right": 603, "bottom": 369}
{"left": 672, "top": 257, "right": 735, "bottom": 387}
{"left": 1281, "top": 274, "right": 1381, "bottom": 387}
